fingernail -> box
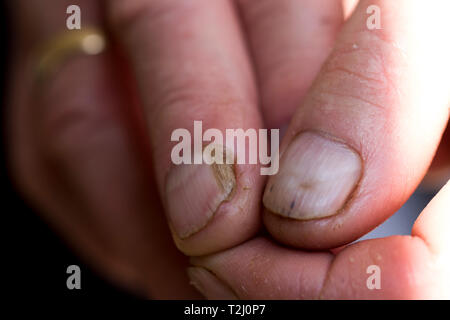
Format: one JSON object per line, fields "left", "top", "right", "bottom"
{"left": 187, "top": 267, "right": 238, "bottom": 300}
{"left": 263, "top": 131, "right": 362, "bottom": 220}
{"left": 165, "top": 158, "right": 236, "bottom": 239}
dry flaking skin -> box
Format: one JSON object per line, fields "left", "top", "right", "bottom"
{"left": 211, "top": 162, "right": 236, "bottom": 201}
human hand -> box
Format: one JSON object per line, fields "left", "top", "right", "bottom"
{"left": 7, "top": 0, "right": 449, "bottom": 298}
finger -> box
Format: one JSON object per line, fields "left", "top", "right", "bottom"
{"left": 236, "top": 0, "right": 344, "bottom": 129}
{"left": 262, "top": 0, "right": 450, "bottom": 249}
{"left": 413, "top": 180, "right": 450, "bottom": 259}
{"left": 191, "top": 182, "right": 450, "bottom": 299}
{"left": 8, "top": 0, "right": 198, "bottom": 298}
{"left": 422, "top": 124, "right": 450, "bottom": 190}
{"left": 108, "top": 0, "right": 264, "bottom": 255}
{"left": 342, "top": 0, "right": 359, "bottom": 20}
{"left": 321, "top": 180, "right": 450, "bottom": 299}
{"left": 190, "top": 238, "right": 332, "bottom": 299}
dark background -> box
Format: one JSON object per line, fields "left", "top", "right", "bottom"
{"left": 1, "top": 2, "right": 132, "bottom": 298}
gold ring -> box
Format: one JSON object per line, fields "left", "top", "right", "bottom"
{"left": 34, "top": 28, "right": 107, "bottom": 84}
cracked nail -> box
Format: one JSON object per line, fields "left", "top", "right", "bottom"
{"left": 166, "top": 153, "right": 236, "bottom": 239}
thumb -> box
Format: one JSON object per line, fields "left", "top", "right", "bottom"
{"left": 262, "top": 0, "right": 450, "bottom": 249}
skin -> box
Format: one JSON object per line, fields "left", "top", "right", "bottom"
{"left": 6, "top": 0, "right": 450, "bottom": 298}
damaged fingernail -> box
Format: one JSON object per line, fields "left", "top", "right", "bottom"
{"left": 165, "top": 148, "right": 236, "bottom": 239}
{"left": 187, "top": 267, "right": 238, "bottom": 300}
{"left": 263, "top": 131, "right": 362, "bottom": 220}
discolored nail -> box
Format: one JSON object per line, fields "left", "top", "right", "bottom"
{"left": 187, "top": 267, "right": 238, "bottom": 300}
{"left": 263, "top": 131, "right": 362, "bottom": 220}
{"left": 165, "top": 154, "right": 236, "bottom": 239}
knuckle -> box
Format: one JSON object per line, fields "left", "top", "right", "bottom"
{"left": 315, "top": 35, "right": 403, "bottom": 114}
{"left": 152, "top": 84, "right": 247, "bottom": 126}
{"left": 40, "top": 98, "right": 117, "bottom": 162}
